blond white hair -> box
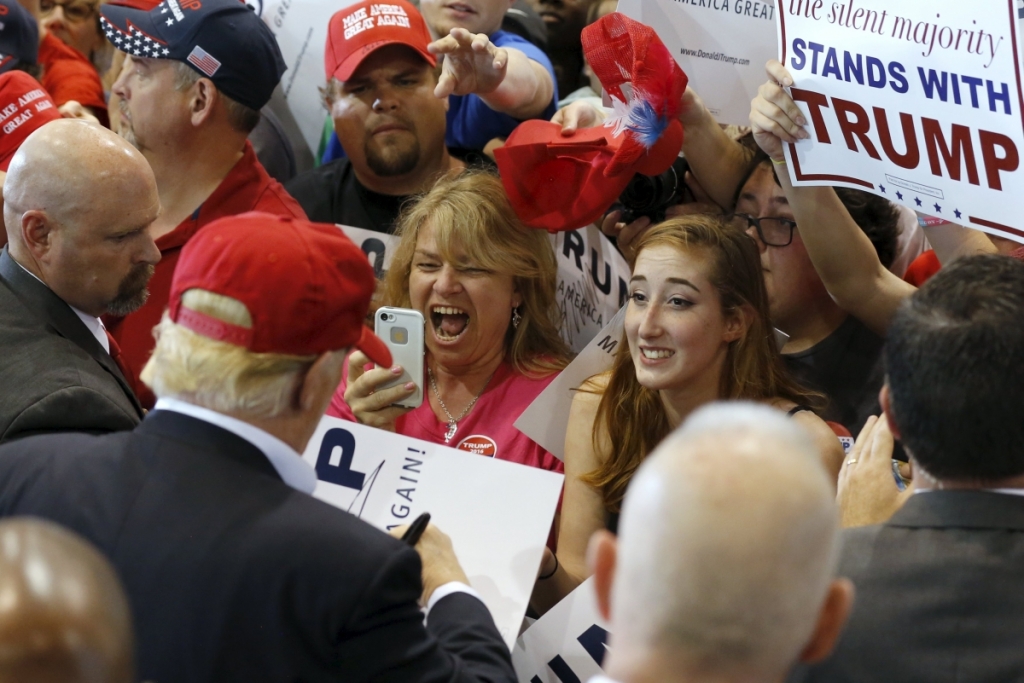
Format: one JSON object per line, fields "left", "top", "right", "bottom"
{"left": 140, "top": 289, "right": 317, "bottom": 418}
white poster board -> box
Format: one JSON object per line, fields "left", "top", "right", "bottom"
{"left": 512, "top": 578, "right": 611, "bottom": 683}
{"left": 616, "top": 0, "right": 778, "bottom": 124}
{"left": 515, "top": 307, "right": 626, "bottom": 461}
{"left": 302, "top": 417, "right": 565, "bottom": 650}
{"left": 777, "top": 0, "right": 1024, "bottom": 243}
{"left": 258, "top": 0, "right": 348, "bottom": 153}
{"left": 551, "top": 225, "right": 631, "bottom": 353}
{"left": 337, "top": 224, "right": 630, "bottom": 353}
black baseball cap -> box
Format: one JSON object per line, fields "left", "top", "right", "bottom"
{"left": 0, "top": 0, "right": 39, "bottom": 75}
{"left": 100, "top": 0, "right": 286, "bottom": 111}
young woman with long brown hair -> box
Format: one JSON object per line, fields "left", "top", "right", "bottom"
{"left": 531, "top": 214, "right": 845, "bottom": 613}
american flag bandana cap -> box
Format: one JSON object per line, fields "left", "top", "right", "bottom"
{"left": 100, "top": 0, "right": 286, "bottom": 111}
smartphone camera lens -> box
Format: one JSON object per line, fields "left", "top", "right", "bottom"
{"left": 380, "top": 312, "right": 389, "bottom": 321}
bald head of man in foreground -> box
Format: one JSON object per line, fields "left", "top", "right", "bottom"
{"left": 4, "top": 119, "right": 160, "bottom": 318}
{"left": 0, "top": 518, "right": 134, "bottom": 683}
{"left": 589, "top": 403, "right": 854, "bottom": 683}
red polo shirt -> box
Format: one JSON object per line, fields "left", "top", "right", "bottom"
{"left": 38, "top": 33, "right": 109, "bottom": 127}
{"left": 105, "top": 141, "right": 307, "bottom": 408}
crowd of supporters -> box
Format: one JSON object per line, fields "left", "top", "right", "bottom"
{"left": 0, "top": 0, "right": 1020, "bottom": 681}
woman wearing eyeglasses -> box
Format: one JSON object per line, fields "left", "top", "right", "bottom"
{"left": 530, "top": 214, "right": 845, "bottom": 614}
{"left": 36, "top": 0, "right": 111, "bottom": 125}
{"left": 40, "top": 0, "right": 110, "bottom": 70}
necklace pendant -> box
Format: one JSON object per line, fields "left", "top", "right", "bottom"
{"left": 444, "top": 421, "right": 458, "bottom": 444}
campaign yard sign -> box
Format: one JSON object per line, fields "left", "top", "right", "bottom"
{"left": 617, "top": 0, "right": 777, "bottom": 123}
{"left": 515, "top": 307, "right": 626, "bottom": 461}
{"left": 512, "top": 578, "right": 610, "bottom": 683}
{"left": 302, "top": 417, "right": 564, "bottom": 650}
{"left": 259, "top": 0, "right": 355, "bottom": 153}
{"left": 777, "top": 0, "right": 1024, "bottom": 243}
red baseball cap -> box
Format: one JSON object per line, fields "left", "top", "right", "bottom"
{"left": 0, "top": 72, "right": 60, "bottom": 172}
{"left": 325, "top": 0, "right": 435, "bottom": 83}
{"left": 495, "top": 12, "right": 687, "bottom": 232}
{"left": 495, "top": 119, "right": 681, "bottom": 231}
{"left": 168, "top": 212, "right": 391, "bottom": 367}
{"left": 101, "top": 0, "right": 160, "bottom": 10}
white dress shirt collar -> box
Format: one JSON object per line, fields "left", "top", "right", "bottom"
{"left": 69, "top": 306, "right": 109, "bottom": 353}
{"left": 153, "top": 397, "right": 318, "bottom": 494}
{"left": 13, "top": 258, "right": 109, "bottom": 353}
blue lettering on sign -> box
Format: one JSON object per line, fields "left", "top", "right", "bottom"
{"left": 529, "top": 623, "right": 610, "bottom": 682}
{"left": 577, "top": 624, "right": 610, "bottom": 666}
{"left": 315, "top": 428, "right": 366, "bottom": 490}
{"left": 545, "top": 656, "right": 581, "bottom": 683}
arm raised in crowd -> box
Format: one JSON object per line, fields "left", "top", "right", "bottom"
{"left": 924, "top": 220, "right": 997, "bottom": 265}
{"left": 749, "top": 59, "right": 993, "bottom": 337}
{"left": 677, "top": 87, "right": 756, "bottom": 209}
{"left": 554, "top": 87, "right": 754, "bottom": 260}
{"left": 430, "top": 28, "right": 554, "bottom": 120}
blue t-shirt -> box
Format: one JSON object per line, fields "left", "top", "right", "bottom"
{"left": 320, "top": 30, "right": 558, "bottom": 163}
{"left": 445, "top": 30, "right": 558, "bottom": 152}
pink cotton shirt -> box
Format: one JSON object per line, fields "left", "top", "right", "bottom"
{"left": 328, "top": 360, "right": 564, "bottom": 475}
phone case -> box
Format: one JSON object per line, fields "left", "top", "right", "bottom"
{"left": 374, "top": 307, "right": 425, "bottom": 409}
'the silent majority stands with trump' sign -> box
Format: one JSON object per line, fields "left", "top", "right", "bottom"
{"left": 777, "top": 0, "right": 1024, "bottom": 242}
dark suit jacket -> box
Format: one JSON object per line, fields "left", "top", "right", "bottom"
{"left": 791, "top": 491, "right": 1024, "bottom": 683}
{"left": 0, "top": 249, "right": 143, "bottom": 442}
{"left": 0, "top": 411, "right": 516, "bottom": 683}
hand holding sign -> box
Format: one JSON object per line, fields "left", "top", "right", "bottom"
{"left": 344, "top": 350, "right": 415, "bottom": 431}
{"left": 750, "top": 60, "right": 811, "bottom": 161}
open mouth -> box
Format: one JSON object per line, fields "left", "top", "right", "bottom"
{"left": 431, "top": 305, "right": 470, "bottom": 341}
{"left": 446, "top": 3, "right": 476, "bottom": 13}
{"left": 641, "top": 348, "right": 674, "bottom": 360}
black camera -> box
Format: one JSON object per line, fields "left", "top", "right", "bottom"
{"left": 618, "top": 157, "right": 692, "bottom": 224}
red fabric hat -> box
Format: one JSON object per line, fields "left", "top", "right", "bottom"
{"left": 325, "top": 0, "right": 435, "bottom": 82}
{"left": 495, "top": 12, "right": 687, "bottom": 232}
{"left": 0, "top": 72, "right": 60, "bottom": 172}
{"left": 495, "top": 121, "right": 682, "bottom": 231}
{"left": 168, "top": 212, "right": 391, "bottom": 367}
{"left": 102, "top": 0, "right": 160, "bottom": 10}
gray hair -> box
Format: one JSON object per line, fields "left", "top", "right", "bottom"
{"left": 613, "top": 401, "right": 841, "bottom": 678}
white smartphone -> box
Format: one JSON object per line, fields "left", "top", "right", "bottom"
{"left": 373, "top": 307, "right": 425, "bottom": 409}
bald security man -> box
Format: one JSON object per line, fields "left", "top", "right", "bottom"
{"left": 0, "top": 518, "right": 134, "bottom": 683}
{"left": 0, "top": 119, "right": 160, "bottom": 442}
{"left": 588, "top": 403, "right": 853, "bottom": 683}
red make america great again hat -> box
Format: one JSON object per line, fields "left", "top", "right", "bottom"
{"left": 325, "top": 0, "right": 435, "bottom": 82}
{"left": 168, "top": 212, "right": 392, "bottom": 367}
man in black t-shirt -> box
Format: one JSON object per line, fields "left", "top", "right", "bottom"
{"left": 286, "top": 0, "right": 469, "bottom": 234}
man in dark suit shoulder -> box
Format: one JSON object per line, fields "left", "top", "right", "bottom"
{"left": 793, "top": 254, "right": 1024, "bottom": 683}
{"left": 0, "top": 119, "right": 160, "bottom": 442}
{"left": 0, "top": 213, "right": 516, "bottom": 683}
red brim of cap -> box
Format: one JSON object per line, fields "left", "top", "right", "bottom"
{"left": 103, "top": 0, "right": 161, "bottom": 9}
{"left": 495, "top": 121, "right": 633, "bottom": 232}
{"left": 358, "top": 325, "right": 393, "bottom": 368}
{"left": 331, "top": 40, "right": 436, "bottom": 82}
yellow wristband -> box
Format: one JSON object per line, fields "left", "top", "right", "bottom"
{"left": 771, "top": 157, "right": 787, "bottom": 166}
